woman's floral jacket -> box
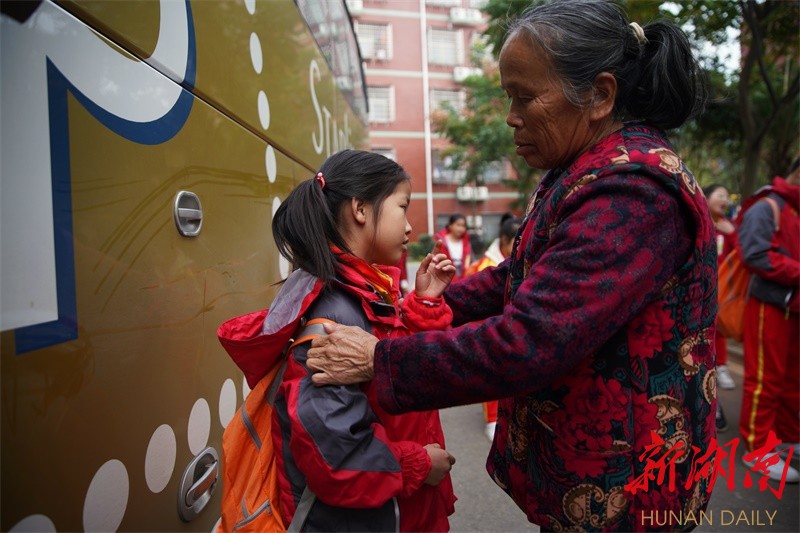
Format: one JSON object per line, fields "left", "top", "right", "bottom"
{"left": 373, "top": 124, "right": 719, "bottom": 531}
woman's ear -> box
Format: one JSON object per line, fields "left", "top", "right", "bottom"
{"left": 589, "top": 71, "right": 617, "bottom": 122}
{"left": 350, "top": 197, "right": 368, "bottom": 226}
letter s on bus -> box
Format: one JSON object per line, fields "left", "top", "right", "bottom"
{"left": 310, "top": 59, "right": 323, "bottom": 155}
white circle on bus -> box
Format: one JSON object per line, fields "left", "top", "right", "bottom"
{"left": 219, "top": 379, "right": 237, "bottom": 428}
{"left": 258, "top": 91, "right": 270, "bottom": 130}
{"left": 266, "top": 144, "right": 277, "bottom": 183}
{"left": 187, "top": 398, "right": 211, "bottom": 456}
{"left": 250, "top": 33, "right": 263, "bottom": 74}
{"left": 144, "top": 424, "right": 176, "bottom": 493}
{"left": 9, "top": 515, "right": 56, "bottom": 532}
{"left": 83, "top": 460, "right": 129, "bottom": 533}
{"left": 245, "top": 0, "right": 256, "bottom": 15}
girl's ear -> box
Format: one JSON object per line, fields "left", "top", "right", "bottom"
{"left": 589, "top": 71, "right": 617, "bottom": 122}
{"left": 350, "top": 197, "right": 368, "bottom": 225}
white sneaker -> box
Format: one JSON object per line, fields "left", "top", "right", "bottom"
{"left": 742, "top": 452, "right": 800, "bottom": 483}
{"left": 716, "top": 365, "right": 736, "bottom": 390}
{"left": 776, "top": 443, "right": 800, "bottom": 459}
{"left": 485, "top": 422, "right": 496, "bottom": 442}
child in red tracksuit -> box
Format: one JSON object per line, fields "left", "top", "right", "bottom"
{"left": 737, "top": 160, "right": 800, "bottom": 484}
{"left": 255, "top": 149, "right": 457, "bottom": 531}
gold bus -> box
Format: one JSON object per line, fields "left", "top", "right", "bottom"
{"left": 1, "top": 0, "right": 367, "bottom": 530}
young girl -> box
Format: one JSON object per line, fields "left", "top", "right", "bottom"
{"left": 242, "top": 149, "right": 457, "bottom": 531}
{"left": 434, "top": 213, "right": 472, "bottom": 279}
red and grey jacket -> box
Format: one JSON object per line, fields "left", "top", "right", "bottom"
{"left": 737, "top": 176, "right": 800, "bottom": 313}
{"left": 230, "top": 264, "right": 456, "bottom": 532}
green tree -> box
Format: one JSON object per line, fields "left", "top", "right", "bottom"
{"left": 669, "top": 0, "right": 798, "bottom": 196}
{"left": 449, "top": 0, "right": 798, "bottom": 199}
{"left": 431, "top": 55, "right": 539, "bottom": 210}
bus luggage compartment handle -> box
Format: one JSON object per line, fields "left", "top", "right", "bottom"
{"left": 173, "top": 191, "right": 203, "bottom": 237}
{"left": 178, "top": 446, "right": 219, "bottom": 522}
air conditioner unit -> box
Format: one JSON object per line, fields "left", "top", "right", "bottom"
{"left": 375, "top": 49, "right": 388, "bottom": 60}
{"left": 450, "top": 7, "right": 482, "bottom": 25}
{"left": 456, "top": 185, "right": 489, "bottom": 202}
{"left": 455, "top": 186, "right": 473, "bottom": 201}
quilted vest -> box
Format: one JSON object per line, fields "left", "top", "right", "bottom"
{"left": 488, "top": 124, "right": 718, "bottom": 531}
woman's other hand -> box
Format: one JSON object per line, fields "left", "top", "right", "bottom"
{"left": 424, "top": 443, "right": 456, "bottom": 486}
{"left": 414, "top": 240, "right": 456, "bottom": 299}
{"left": 307, "top": 323, "right": 377, "bottom": 385}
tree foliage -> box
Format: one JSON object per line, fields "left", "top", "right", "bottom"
{"left": 435, "top": 0, "right": 798, "bottom": 202}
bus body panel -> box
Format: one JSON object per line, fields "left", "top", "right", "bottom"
{"left": 0, "top": 0, "right": 366, "bottom": 530}
{"left": 60, "top": 0, "right": 368, "bottom": 167}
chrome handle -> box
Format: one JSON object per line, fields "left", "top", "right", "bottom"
{"left": 177, "top": 447, "right": 219, "bottom": 522}
{"left": 173, "top": 191, "right": 203, "bottom": 237}
{"left": 185, "top": 460, "right": 217, "bottom": 506}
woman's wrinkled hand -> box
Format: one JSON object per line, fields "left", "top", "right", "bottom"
{"left": 414, "top": 240, "right": 456, "bottom": 300}
{"left": 424, "top": 443, "right": 456, "bottom": 486}
{"left": 307, "top": 323, "right": 377, "bottom": 385}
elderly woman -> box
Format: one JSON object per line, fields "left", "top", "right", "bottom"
{"left": 307, "top": 0, "right": 716, "bottom": 530}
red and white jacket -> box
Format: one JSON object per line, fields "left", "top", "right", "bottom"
{"left": 228, "top": 261, "right": 456, "bottom": 532}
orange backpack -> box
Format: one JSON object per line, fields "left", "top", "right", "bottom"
{"left": 216, "top": 316, "right": 333, "bottom": 532}
{"left": 716, "top": 197, "right": 780, "bottom": 342}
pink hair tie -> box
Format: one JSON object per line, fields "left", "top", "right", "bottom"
{"left": 315, "top": 172, "right": 325, "bottom": 188}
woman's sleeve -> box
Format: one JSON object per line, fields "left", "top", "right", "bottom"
{"left": 283, "top": 343, "right": 431, "bottom": 507}
{"left": 372, "top": 175, "right": 694, "bottom": 414}
{"left": 444, "top": 258, "right": 510, "bottom": 325}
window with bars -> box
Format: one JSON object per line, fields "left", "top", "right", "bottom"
{"left": 356, "top": 22, "right": 392, "bottom": 60}
{"left": 430, "top": 88, "right": 465, "bottom": 114}
{"left": 432, "top": 149, "right": 466, "bottom": 184}
{"left": 428, "top": 28, "right": 463, "bottom": 65}
{"left": 368, "top": 86, "right": 395, "bottom": 123}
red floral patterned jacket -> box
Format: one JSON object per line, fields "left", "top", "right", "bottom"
{"left": 372, "top": 124, "right": 718, "bottom": 531}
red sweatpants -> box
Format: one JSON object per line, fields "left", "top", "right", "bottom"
{"left": 715, "top": 328, "right": 728, "bottom": 366}
{"left": 739, "top": 298, "right": 800, "bottom": 452}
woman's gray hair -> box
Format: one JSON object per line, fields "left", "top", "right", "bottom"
{"left": 504, "top": 0, "right": 707, "bottom": 130}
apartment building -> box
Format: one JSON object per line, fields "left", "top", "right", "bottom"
{"left": 347, "top": 0, "right": 521, "bottom": 244}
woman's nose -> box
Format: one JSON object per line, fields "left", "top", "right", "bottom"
{"left": 506, "top": 110, "right": 522, "bottom": 128}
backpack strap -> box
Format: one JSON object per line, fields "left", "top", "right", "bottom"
{"left": 280, "top": 317, "right": 335, "bottom": 531}
{"left": 289, "top": 317, "right": 336, "bottom": 348}
{"left": 761, "top": 197, "right": 780, "bottom": 232}
{"left": 287, "top": 486, "right": 316, "bottom": 533}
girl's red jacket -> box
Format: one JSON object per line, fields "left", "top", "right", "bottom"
{"left": 225, "top": 265, "right": 456, "bottom": 532}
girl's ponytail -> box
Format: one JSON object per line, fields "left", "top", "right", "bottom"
{"left": 272, "top": 176, "right": 342, "bottom": 283}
